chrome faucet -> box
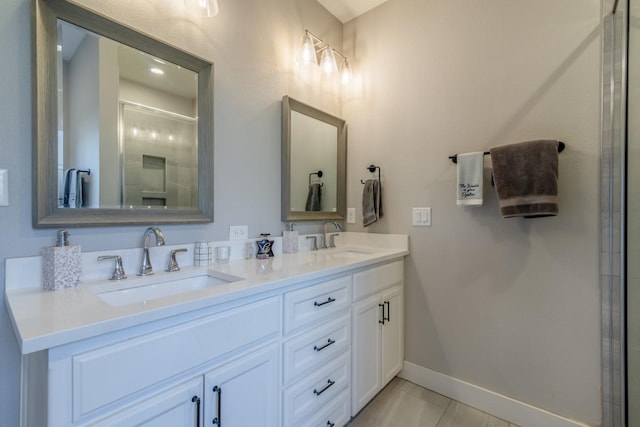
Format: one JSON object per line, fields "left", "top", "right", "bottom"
{"left": 322, "top": 221, "right": 343, "bottom": 249}
{"left": 138, "top": 226, "right": 166, "bottom": 276}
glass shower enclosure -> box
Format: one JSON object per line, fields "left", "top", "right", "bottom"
{"left": 602, "top": 0, "right": 640, "bottom": 425}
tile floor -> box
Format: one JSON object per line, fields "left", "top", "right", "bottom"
{"left": 347, "top": 377, "right": 519, "bottom": 427}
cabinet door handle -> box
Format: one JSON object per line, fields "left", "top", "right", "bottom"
{"left": 191, "top": 396, "right": 201, "bottom": 427}
{"left": 379, "top": 303, "right": 385, "bottom": 325}
{"left": 314, "top": 338, "right": 336, "bottom": 352}
{"left": 313, "top": 379, "right": 335, "bottom": 396}
{"left": 212, "top": 386, "right": 222, "bottom": 426}
{"left": 384, "top": 300, "right": 390, "bottom": 322}
{"left": 314, "top": 297, "right": 336, "bottom": 307}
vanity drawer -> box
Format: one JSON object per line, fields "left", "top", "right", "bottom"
{"left": 283, "top": 313, "right": 350, "bottom": 384}
{"left": 282, "top": 351, "right": 350, "bottom": 427}
{"left": 284, "top": 275, "right": 351, "bottom": 334}
{"left": 298, "top": 388, "right": 351, "bottom": 427}
{"left": 70, "top": 296, "right": 280, "bottom": 421}
{"left": 353, "top": 260, "right": 403, "bottom": 301}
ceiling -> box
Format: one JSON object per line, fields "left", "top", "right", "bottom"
{"left": 316, "top": 0, "right": 389, "bottom": 23}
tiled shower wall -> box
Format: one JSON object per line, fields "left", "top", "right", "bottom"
{"left": 601, "top": 7, "right": 625, "bottom": 427}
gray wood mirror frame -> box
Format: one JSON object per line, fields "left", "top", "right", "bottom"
{"left": 33, "top": 0, "right": 214, "bottom": 227}
{"left": 281, "top": 96, "right": 346, "bottom": 221}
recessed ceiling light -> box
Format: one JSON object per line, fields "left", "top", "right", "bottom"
{"left": 57, "top": 44, "right": 62, "bottom": 52}
{"left": 150, "top": 67, "right": 165, "bottom": 75}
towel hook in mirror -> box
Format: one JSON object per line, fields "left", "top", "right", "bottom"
{"left": 309, "top": 170, "right": 324, "bottom": 187}
{"left": 360, "top": 164, "right": 381, "bottom": 184}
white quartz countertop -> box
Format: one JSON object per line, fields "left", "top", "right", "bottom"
{"left": 5, "top": 232, "right": 408, "bottom": 354}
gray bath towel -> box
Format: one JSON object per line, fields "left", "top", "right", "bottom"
{"left": 305, "top": 183, "right": 322, "bottom": 211}
{"left": 490, "top": 140, "right": 559, "bottom": 218}
{"left": 362, "top": 179, "right": 383, "bottom": 227}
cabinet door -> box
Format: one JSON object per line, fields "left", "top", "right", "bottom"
{"left": 204, "top": 343, "right": 279, "bottom": 427}
{"left": 87, "top": 377, "right": 203, "bottom": 427}
{"left": 381, "top": 286, "right": 403, "bottom": 387}
{"left": 351, "top": 294, "right": 382, "bottom": 416}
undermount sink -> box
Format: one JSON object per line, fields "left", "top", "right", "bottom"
{"left": 326, "top": 248, "right": 373, "bottom": 259}
{"left": 96, "top": 272, "right": 244, "bottom": 307}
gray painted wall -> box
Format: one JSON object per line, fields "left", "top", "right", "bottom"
{"left": 343, "top": 0, "right": 602, "bottom": 424}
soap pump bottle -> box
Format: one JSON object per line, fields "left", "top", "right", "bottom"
{"left": 42, "top": 230, "right": 81, "bottom": 290}
{"left": 256, "top": 233, "right": 274, "bottom": 259}
{"left": 282, "top": 223, "right": 298, "bottom": 254}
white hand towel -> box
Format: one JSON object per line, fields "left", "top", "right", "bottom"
{"left": 68, "top": 171, "right": 78, "bottom": 209}
{"left": 456, "top": 152, "right": 484, "bottom": 206}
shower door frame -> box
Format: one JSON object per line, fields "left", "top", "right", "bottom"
{"left": 601, "top": 0, "right": 628, "bottom": 426}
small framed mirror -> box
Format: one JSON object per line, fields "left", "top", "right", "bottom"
{"left": 281, "top": 96, "right": 346, "bottom": 221}
{"left": 33, "top": 0, "right": 214, "bottom": 227}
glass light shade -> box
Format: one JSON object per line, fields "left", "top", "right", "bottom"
{"left": 320, "top": 48, "right": 338, "bottom": 77}
{"left": 185, "top": 0, "right": 219, "bottom": 17}
{"left": 299, "top": 32, "right": 318, "bottom": 66}
{"left": 341, "top": 59, "right": 352, "bottom": 86}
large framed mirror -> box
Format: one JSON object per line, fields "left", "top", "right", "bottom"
{"left": 33, "top": 0, "right": 214, "bottom": 227}
{"left": 281, "top": 96, "right": 346, "bottom": 221}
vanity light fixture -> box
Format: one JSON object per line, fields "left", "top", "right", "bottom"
{"left": 184, "top": 0, "right": 219, "bottom": 17}
{"left": 297, "top": 29, "right": 352, "bottom": 87}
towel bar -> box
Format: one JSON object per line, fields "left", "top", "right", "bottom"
{"left": 448, "top": 141, "right": 565, "bottom": 164}
{"left": 360, "top": 165, "right": 381, "bottom": 184}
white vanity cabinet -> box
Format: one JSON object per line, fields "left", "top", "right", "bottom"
{"left": 351, "top": 260, "right": 404, "bottom": 416}
{"left": 203, "top": 343, "right": 280, "bottom": 427}
{"left": 282, "top": 275, "right": 352, "bottom": 427}
{"left": 13, "top": 247, "right": 408, "bottom": 427}
{"left": 40, "top": 296, "right": 281, "bottom": 427}
{"left": 84, "top": 377, "right": 204, "bottom": 426}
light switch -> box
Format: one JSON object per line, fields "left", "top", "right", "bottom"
{"left": 412, "top": 207, "right": 431, "bottom": 226}
{"left": 0, "top": 169, "right": 7, "bottom": 206}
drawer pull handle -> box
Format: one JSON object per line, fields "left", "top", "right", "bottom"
{"left": 314, "top": 338, "right": 336, "bottom": 352}
{"left": 314, "top": 297, "right": 336, "bottom": 307}
{"left": 327, "top": 422, "right": 335, "bottom": 427}
{"left": 313, "top": 379, "right": 335, "bottom": 396}
{"left": 379, "top": 303, "right": 385, "bottom": 325}
{"left": 384, "top": 300, "right": 390, "bottom": 322}
{"left": 191, "top": 396, "right": 201, "bottom": 427}
{"left": 212, "top": 385, "right": 222, "bottom": 426}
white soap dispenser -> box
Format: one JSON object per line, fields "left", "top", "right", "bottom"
{"left": 42, "top": 230, "right": 81, "bottom": 290}
{"left": 282, "top": 223, "right": 299, "bottom": 254}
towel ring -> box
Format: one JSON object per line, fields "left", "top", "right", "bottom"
{"left": 360, "top": 165, "right": 381, "bottom": 184}
{"left": 309, "top": 170, "right": 324, "bottom": 187}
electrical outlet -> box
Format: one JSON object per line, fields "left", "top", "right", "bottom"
{"left": 347, "top": 208, "right": 356, "bottom": 223}
{"left": 412, "top": 207, "right": 431, "bottom": 226}
{"left": 0, "top": 170, "right": 7, "bottom": 206}
{"left": 229, "top": 225, "right": 248, "bottom": 240}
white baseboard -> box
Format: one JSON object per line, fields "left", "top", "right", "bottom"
{"left": 399, "top": 361, "right": 593, "bottom": 427}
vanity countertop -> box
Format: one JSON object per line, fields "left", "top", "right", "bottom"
{"left": 5, "top": 232, "right": 408, "bottom": 354}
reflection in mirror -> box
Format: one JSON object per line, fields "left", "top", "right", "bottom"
{"left": 120, "top": 102, "right": 197, "bottom": 209}
{"left": 290, "top": 111, "right": 337, "bottom": 212}
{"left": 34, "top": 0, "right": 213, "bottom": 227}
{"left": 57, "top": 20, "right": 198, "bottom": 210}
{"left": 282, "top": 96, "right": 346, "bottom": 221}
